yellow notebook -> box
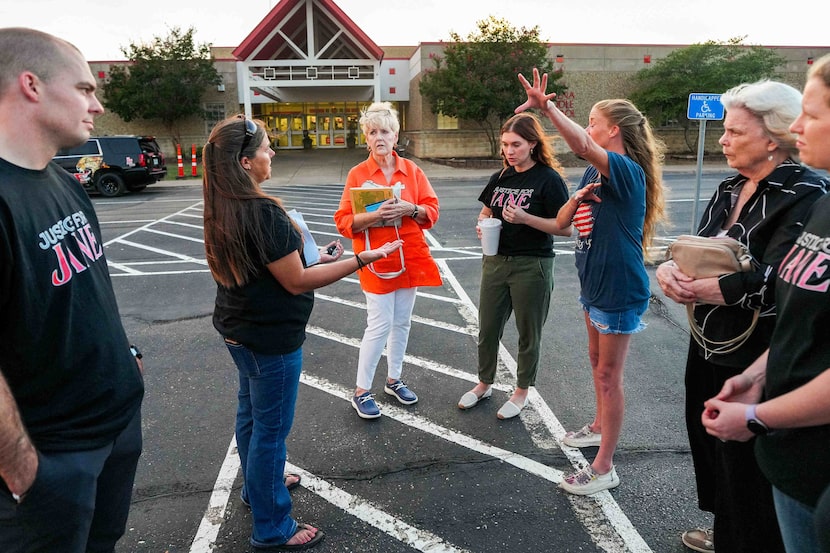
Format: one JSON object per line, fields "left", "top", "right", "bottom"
{"left": 350, "top": 183, "right": 401, "bottom": 227}
{"left": 349, "top": 185, "right": 393, "bottom": 214}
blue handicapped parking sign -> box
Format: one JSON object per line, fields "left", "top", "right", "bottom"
{"left": 687, "top": 93, "right": 724, "bottom": 120}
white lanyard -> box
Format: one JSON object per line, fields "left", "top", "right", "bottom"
{"left": 363, "top": 224, "right": 405, "bottom": 279}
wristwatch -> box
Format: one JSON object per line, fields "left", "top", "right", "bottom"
{"left": 411, "top": 204, "right": 419, "bottom": 219}
{"left": 130, "top": 344, "right": 143, "bottom": 360}
{"left": 745, "top": 404, "right": 770, "bottom": 435}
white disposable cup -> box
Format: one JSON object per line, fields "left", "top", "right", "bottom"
{"left": 477, "top": 218, "right": 502, "bottom": 256}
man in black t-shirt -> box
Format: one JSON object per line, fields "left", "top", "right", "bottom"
{"left": 0, "top": 28, "right": 144, "bottom": 553}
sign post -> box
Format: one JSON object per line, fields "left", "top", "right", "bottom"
{"left": 687, "top": 93, "right": 725, "bottom": 233}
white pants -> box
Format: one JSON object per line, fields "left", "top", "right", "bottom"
{"left": 356, "top": 287, "right": 418, "bottom": 391}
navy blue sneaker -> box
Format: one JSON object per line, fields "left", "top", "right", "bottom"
{"left": 351, "top": 392, "right": 381, "bottom": 419}
{"left": 384, "top": 379, "right": 418, "bottom": 405}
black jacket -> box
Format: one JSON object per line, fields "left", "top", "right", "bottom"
{"left": 692, "top": 159, "right": 827, "bottom": 367}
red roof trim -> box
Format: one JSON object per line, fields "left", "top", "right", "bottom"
{"left": 232, "top": 0, "right": 383, "bottom": 60}
{"left": 232, "top": 1, "right": 293, "bottom": 59}
{"left": 318, "top": 0, "right": 384, "bottom": 59}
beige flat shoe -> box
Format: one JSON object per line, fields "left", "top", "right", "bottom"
{"left": 458, "top": 387, "right": 492, "bottom": 409}
{"left": 496, "top": 397, "right": 528, "bottom": 419}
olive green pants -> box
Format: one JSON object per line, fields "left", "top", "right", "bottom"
{"left": 477, "top": 255, "right": 554, "bottom": 388}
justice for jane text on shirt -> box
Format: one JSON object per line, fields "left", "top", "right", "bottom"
{"left": 489, "top": 187, "right": 536, "bottom": 209}
{"left": 36, "top": 209, "right": 104, "bottom": 286}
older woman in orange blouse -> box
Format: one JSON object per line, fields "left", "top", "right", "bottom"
{"left": 334, "top": 102, "right": 442, "bottom": 419}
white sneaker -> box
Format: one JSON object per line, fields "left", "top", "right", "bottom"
{"left": 496, "top": 397, "right": 528, "bottom": 420}
{"left": 457, "top": 386, "right": 492, "bottom": 409}
{"left": 559, "top": 465, "right": 619, "bottom": 495}
{"left": 562, "top": 424, "right": 602, "bottom": 448}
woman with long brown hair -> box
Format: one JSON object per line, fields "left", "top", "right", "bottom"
{"left": 202, "top": 115, "right": 401, "bottom": 551}
{"left": 517, "top": 68, "right": 667, "bottom": 495}
{"left": 457, "top": 112, "right": 571, "bottom": 419}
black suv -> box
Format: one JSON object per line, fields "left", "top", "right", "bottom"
{"left": 53, "top": 136, "right": 167, "bottom": 197}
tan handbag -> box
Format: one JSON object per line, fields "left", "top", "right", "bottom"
{"left": 666, "top": 235, "right": 753, "bottom": 278}
{"left": 666, "top": 235, "right": 758, "bottom": 356}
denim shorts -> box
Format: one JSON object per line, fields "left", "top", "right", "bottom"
{"left": 580, "top": 299, "right": 647, "bottom": 335}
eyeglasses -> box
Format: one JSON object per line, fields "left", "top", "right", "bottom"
{"left": 238, "top": 116, "right": 257, "bottom": 160}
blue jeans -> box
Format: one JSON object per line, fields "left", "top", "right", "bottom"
{"left": 0, "top": 409, "right": 142, "bottom": 553}
{"left": 772, "top": 486, "right": 821, "bottom": 553}
{"left": 226, "top": 341, "right": 301, "bottom": 546}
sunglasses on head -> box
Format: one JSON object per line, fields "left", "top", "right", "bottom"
{"left": 238, "top": 116, "right": 257, "bottom": 160}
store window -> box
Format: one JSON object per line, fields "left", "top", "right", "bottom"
{"left": 205, "top": 103, "right": 226, "bottom": 135}
{"left": 436, "top": 102, "right": 458, "bottom": 129}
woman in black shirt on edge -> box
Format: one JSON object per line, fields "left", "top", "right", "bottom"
{"left": 202, "top": 115, "right": 401, "bottom": 551}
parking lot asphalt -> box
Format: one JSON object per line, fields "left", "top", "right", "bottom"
{"left": 108, "top": 149, "right": 737, "bottom": 553}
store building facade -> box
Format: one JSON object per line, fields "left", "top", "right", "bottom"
{"left": 87, "top": 0, "right": 830, "bottom": 159}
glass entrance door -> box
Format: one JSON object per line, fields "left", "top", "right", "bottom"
{"left": 289, "top": 116, "right": 304, "bottom": 148}
{"left": 313, "top": 114, "right": 349, "bottom": 148}
{"left": 333, "top": 115, "right": 346, "bottom": 147}
{"left": 270, "top": 115, "right": 306, "bottom": 148}
{"left": 272, "top": 116, "right": 289, "bottom": 148}
{"left": 316, "top": 115, "right": 331, "bottom": 147}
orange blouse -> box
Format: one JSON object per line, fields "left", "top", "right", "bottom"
{"left": 334, "top": 152, "right": 442, "bottom": 294}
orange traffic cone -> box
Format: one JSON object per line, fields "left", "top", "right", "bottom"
{"left": 176, "top": 144, "right": 184, "bottom": 179}
{"left": 191, "top": 144, "right": 198, "bottom": 177}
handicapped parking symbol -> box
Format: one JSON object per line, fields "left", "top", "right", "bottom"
{"left": 687, "top": 93, "right": 724, "bottom": 121}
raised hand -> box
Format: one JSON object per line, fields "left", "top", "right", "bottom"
{"left": 516, "top": 68, "right": 558, "bottom": 114}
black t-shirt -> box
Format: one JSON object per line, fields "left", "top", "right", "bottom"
{"left": 212, "top": 200, "right": 314, "bottom": 354}
{"left": 478, "top": 163, "right": 569, "bottom": 257}
{"left": 0, "top": 158, "right": 144, "bottom": 452}
{"left": 756, "top": 192, "right": 830, "bottom": 507}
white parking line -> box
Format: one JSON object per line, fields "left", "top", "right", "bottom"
{"left": 305, "top": 325, "right": 512, "bottom": 392}
{"left": 434, "top": 259, "right": 652, "bottom": 553}
{"left": 282, "top": 462, "right": 472, "bottom": 553}
{"left": 302, "top": 373, "right": 564, "bottom": 481}
{"left": 189, "top": 437, "right": 239, "bottom": 553}
{"left": 315, "top": 294, "right": 474, "bottom": 336}
{"left": 102, "top": 201, "right": 205, "bottom": 247}
{"left": 112, "top": 238, "right": 207, "bottom": 265}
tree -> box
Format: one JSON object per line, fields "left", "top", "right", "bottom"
{"left": 630, "top": 37, "right": 785, "bottom": 152}
{"left": 419, "top": 16, "right": 562, "bottom": 158}
{"left": 103, "top": 26, "right": 221, "bottom": 146}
